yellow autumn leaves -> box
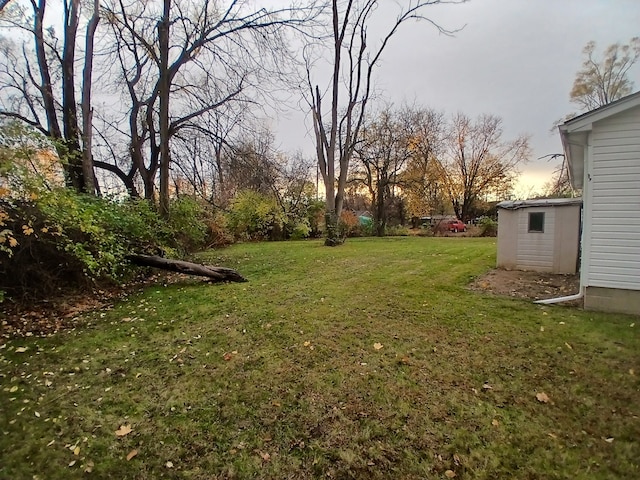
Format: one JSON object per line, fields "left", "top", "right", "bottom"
{"left": 0, "top": 221, "right": 56, "bottom": 252}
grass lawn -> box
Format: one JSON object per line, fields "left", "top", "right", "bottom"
{"left": 1, "top": 237, "right": 639, "bottom": 479}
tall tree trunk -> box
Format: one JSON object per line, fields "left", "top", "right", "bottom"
{"left": 61, "top": 0, "right": 84, "bottom": 192}
{"left": 158, "top": 0, "right": 171, "bottom": 218}
{"left": 81, "top": 0, "right": 100, "bottom": 195}
{"left": 33, "top": 2, "right": 61, "bottom": 140}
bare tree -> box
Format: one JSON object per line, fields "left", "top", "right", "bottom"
{"left": 0, "top": 0, "right": 13, "bottom": 13}
{"left": 81, "top": 0, "right": 100, "bottom": 194}
{"left": 306, "top": 0, "right": 462, "bottom": 245}
{"left": 0, "top": 0, "right": 100, "bottom": 193}
{"left": 352, "top": 107, "right": 414, "bottom": 236}
{"left": 442, "top": 113, "right": 530, "bottom": 222}
{"left": 103, "top": 0, "right": 319, "bottom": 216}
{"left": 571, "top": 37, "right": 640, "bottom": 112}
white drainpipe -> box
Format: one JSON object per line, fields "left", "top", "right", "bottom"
{"left": 534, "top": 288, "right": 584, "bottom": 305}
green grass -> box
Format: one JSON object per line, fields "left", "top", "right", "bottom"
{"left": 1, "top": 237, "right": 639, "bottom": 479}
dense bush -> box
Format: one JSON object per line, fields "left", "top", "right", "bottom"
{"left": 1, "top": 192, "right": 152, "bottom": 300}
{"left": 226, "top": 190, "right": 286, "bottom": 241}
{"left": 339, "top": 210, "right": 361, "bottom": 238}
{"left": 478, "top": 217, "right": 498, "bottom": 237}
{"left": 0, "top": 186, "right": 222, "bottom": 302}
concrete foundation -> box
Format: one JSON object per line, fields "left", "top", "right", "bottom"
{"left": 584, "top": 287, "right": 640, "bottom": 316}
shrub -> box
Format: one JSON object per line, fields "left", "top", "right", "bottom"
{"left": 0, "top": 188, "right": 223, "bottom": 302}
{"left": 478, "top": 217, "right": 498, "bottom": 237}
{"left": 204, "top": 210, "right": 234, "bottom": 248}
{"left": 227, "top": 190, "right": 285, "bottom": 241}
{"left": 289, "top": 221, "right": 311, "bottom": 240}
{"left": 339, "top": 210, "right": 361, "bottom": 238}
{"left": 417, "top": 225, "right": 434, "bottom": 237}
{"left": 306, "top": 199, "right": 326, "bottom": 238}
{"left": 166, "top": 196, "right": 208, "bottom": 253}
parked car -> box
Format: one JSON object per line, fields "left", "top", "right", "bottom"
{"left": 447, "top": 219, "right": 466, "bottom": 233}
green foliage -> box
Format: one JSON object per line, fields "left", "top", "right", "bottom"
{"left": 305, "top": 199, "right": 325, "bottom": 237}
{"left": 289, "top": 220, "right": 311, "bottom": 240}
{"left": 478, "top": 216, "right": 498, "bottom": 237}
{"left": 0, "top": 183, "right": 219, "bottom": 300}
{"left": 166, "top": 196, "right": 208, "bottom": 253}
{"left": 226, "top": 190, "right": 285, "bottom": 241}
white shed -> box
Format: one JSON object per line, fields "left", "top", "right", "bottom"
{"left": 496, "top": 198, "right": 582, "bottom": 274}
{"left": 560, "top": 91, "right": 640, "bottom": 315}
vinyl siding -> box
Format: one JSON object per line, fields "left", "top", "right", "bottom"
{"left": 515, "top": 209, "right": 554, "bottom": 271}
{"left": 587, "top": 106, "right": 640, "bottom": 290}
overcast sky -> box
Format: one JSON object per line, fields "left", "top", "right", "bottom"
{"left": 273, "top": 0, "right": 640, "bottom": 197}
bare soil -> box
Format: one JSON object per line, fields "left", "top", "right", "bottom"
{"left": 469, "top": 268, "right": 581, "bottom": 303}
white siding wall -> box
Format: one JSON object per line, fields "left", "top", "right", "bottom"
{"left": 516, "top": 208, "right": 555, "bottom": 271}
{"left": 587, "top": 107, "right": 640, "bottom": 290}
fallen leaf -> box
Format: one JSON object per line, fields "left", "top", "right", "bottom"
{"left": 15, "top": 346, "right": 28, "bottom": 353}
{"left": 445, "top": 470, "right": 456, "bottom": 478}
{"left": 9, "top": 385, "right": 18, "bottom": 393}
{"left": 536, "top": 392, "right": 550, "bottom": 403}
{"left": 259, "top": 451, "right": 271, "bottom": 461}
{"left": 540, "top": 326, "right": 545, "bottom": 332}
{"left": 115, "top": 424, "right": 132, "bottom": 437}
{"left": 126, "top": 449, "right": 138, "bottom": 461}
{"left": 548, "top": 432, "right": 557, "bottom": 439}
{"left": 84, "top": 461, "right": 94, "bottom": 473}
{"left": 491, "top": 419, "right": 499, "bottom": 426}
{"left": 47, "top": 440, "right": 55, "bottom": 447}
{"left": 165, "top": 461, "right": 174, "bottom": 468}
{"left": 303, "top": 341, "right": 311, "bottom": 347}
{"left": 565, "top": 342, "right": 573, "bottom": 350}
{"left": 482, "top": 383, "right": 493, "bottom": 390}
{"left": 68, "top": 460, "right": 76, "bottom": 467}
{"left": 630, "top": 369, "right": 635, "bottom": 376}
{"left": 373, "top": 342, "right": 384, "bottom": 350}
{"left": 605, "top": 437, "right": 614, "bottom": 443}
{"left": 73, "top": 446, "right": 80, "bottom": 456}
{"left": 223, "top": 352, "right": 233, "bottom": 361}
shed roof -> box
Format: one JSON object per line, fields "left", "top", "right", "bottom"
{"left": 559, "top": 90, "right": 640, "bottom": 189}
{"left": 497, "top": 198, "right": 582, "bottom": 210}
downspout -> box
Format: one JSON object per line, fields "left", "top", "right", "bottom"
{"left": 534, "top": 289, "right": 583, "bottom": 305}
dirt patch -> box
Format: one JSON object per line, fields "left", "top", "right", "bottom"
{"left": 469, "top": 269, "right": 581, "bottom": 304}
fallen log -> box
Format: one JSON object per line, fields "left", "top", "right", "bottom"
{"left": 126, "top": 254, "right": 247, "bottom": 283}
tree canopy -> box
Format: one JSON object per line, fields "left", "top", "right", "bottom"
{"left": 570, "top": 37, "right": 640, "bottom": 112}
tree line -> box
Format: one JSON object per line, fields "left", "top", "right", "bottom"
{"left": 0, "top": 0, "right": 637, "bottom": 240}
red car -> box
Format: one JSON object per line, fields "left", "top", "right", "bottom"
{"left": 447, "top": 219, "right": 466, "bottom": 233}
